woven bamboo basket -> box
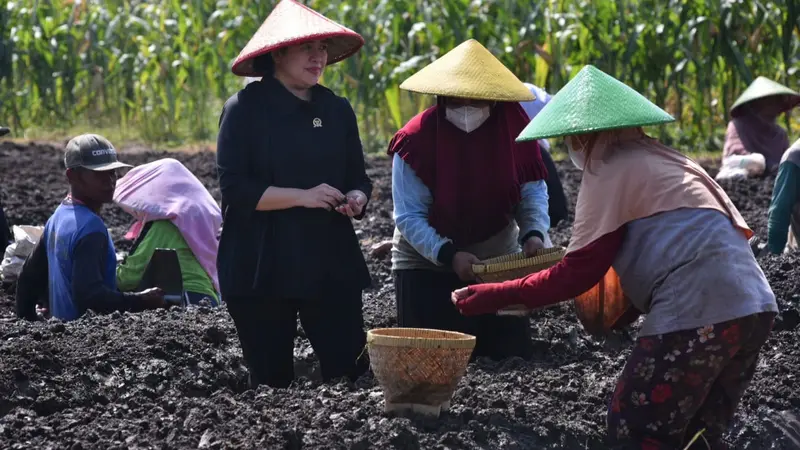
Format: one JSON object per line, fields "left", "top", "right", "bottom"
{"left": 367, "top": 328, "right": 476, "bottom": 417}
{"left": 471, "top": 246, "right": 566, "bottom": 316}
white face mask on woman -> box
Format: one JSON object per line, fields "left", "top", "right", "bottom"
{"left": 445, "top": 105, "right": 491, "bottom": 133}
{"left": 566, "top": 136, "right": 587, "bottom": 171}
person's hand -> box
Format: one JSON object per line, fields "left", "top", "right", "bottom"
{"left": 299, "top": 184, "right": 345, "bottom": 210}
{"left": 523, "top": 236, "right": 545, "bottom": 257}
{"left": 335, "top": 190, "right": 368, "bottom": 217}
{"left": 451, "top": 285, "right": 511, "bottom": 316}
{"left": 138, "top": 287, "right": 166, "bottom": 309}
{"left": 36, "top": 305, "right": 49, "bottom": 319}
{"left": 452, "top": 251, "right": 480, "bottom": 282}
{"left": 451, "top": 287, "right": 471, "bottom": 306}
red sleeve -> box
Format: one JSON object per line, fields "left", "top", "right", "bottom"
{"left": 456, "top": 226, "right": 627, "bottom": 316}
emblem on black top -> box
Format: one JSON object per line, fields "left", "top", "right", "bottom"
{"left": 313, "top": 118, "right": 322, "bottom": 128}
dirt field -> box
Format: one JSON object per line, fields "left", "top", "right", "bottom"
{"left": 1, "top": 140, "right": 798, "bottom": 449}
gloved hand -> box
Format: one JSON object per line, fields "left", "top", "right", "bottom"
{"left": 451, "top": 283, "right": 515, "bottom": 316}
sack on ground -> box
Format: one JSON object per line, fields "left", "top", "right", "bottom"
{"left": 715, "top": 153, "right": 766, "bottom": 181}
{"left": 1, "top": 225, "right": 44, "bottom": 282}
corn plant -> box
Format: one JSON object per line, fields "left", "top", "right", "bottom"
{"left": 0, "top": 0, "right": 797, "bottom": 154}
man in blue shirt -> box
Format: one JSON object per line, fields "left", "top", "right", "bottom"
{"left": 16, "top": 134, "right": 165, "bottom": 321}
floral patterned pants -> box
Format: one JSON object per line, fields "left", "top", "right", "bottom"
{"left": 606, "top": 312, "right": 776, "bottom": 450}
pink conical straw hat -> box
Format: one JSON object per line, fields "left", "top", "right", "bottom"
{"left": 231, "top": 0, "right": 364, "bottom": 77}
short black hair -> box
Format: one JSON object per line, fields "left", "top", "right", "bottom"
{"left": 252, "top": 53, "right": 276, "bottom": 76}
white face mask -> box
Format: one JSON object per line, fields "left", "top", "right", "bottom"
{"left": 566, "top": 136, "right": 586, "bottom": 171}
{"left": 445, "top": 105, "right": 491, "bottom": 133}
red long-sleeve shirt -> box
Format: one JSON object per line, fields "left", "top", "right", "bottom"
{"left": 456, "top": 227, "right": 627, "bottom": 316}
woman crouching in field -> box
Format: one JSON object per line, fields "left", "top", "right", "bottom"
{"left": 113, "top": 158, "right": 222, "bottom": 307}
{"left": 452, "top": 65, "right": 778, "bottom": 449}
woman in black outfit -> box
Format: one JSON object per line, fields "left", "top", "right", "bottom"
{"left": 216, "top": 0, "right": 372, "bottom": 389}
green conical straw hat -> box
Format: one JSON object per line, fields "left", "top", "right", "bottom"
{"left": 516, "top": 65, "right": 675, "bottom": 142}
{"left": 730, "top": 76, "right": 800, "bottom": 118}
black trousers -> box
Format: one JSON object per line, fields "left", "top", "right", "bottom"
{"left": 394, "top": 269, "right": 533, "bottom": 360}
{"left": 226, "top": 289, "right": 369, "bottom": 389}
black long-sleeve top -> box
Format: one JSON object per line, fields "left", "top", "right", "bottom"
{"left": 216, "top": 75, "right": 373, "bottom": 300}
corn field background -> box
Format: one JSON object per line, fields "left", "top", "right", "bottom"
{"left": 0, "top": 0, "right": 798, "bottom": 155}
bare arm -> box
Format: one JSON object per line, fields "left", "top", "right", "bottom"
{"left": 255, "top": 186, "right": 305, "bottom": 211}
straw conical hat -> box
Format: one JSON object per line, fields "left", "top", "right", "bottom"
{"left": 730, "top": 76, "right": 800, "bottom": 117}
{"left": 516, "top": 65, "right": 675, "bottom": 142}
{"left": 399, "top": 39, "right": 534, "bottom": 102}
{"left": 231, "top": 0, "right": 364, "bottom": 77}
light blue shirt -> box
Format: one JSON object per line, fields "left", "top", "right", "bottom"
{"left": 519, "top": 82, "right": 553, "bottom": 151}
{"left": 392, "top": 153, "right": 550, "bottom": 265}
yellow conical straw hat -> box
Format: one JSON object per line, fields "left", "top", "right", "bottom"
{"left": 399, "top": 39, "right": 535, "bottom": 102}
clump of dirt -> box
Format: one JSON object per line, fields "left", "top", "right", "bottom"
{"left": 0, "top": 141, "right": 798, "bottom": 449}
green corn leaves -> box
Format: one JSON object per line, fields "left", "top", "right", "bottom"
{"left": 0, "top": 0, "right": 796, "bottom": 152}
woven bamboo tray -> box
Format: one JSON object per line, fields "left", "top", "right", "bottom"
{"left": 472, "top": 246, "right": 566, "bottom": 283}
{"left": 367, "top": 328, "right": 476, "bottom": 417}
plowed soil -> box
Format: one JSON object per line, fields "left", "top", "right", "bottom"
{"left": 1, "top": 140, "right": 798, "bottom": 449}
